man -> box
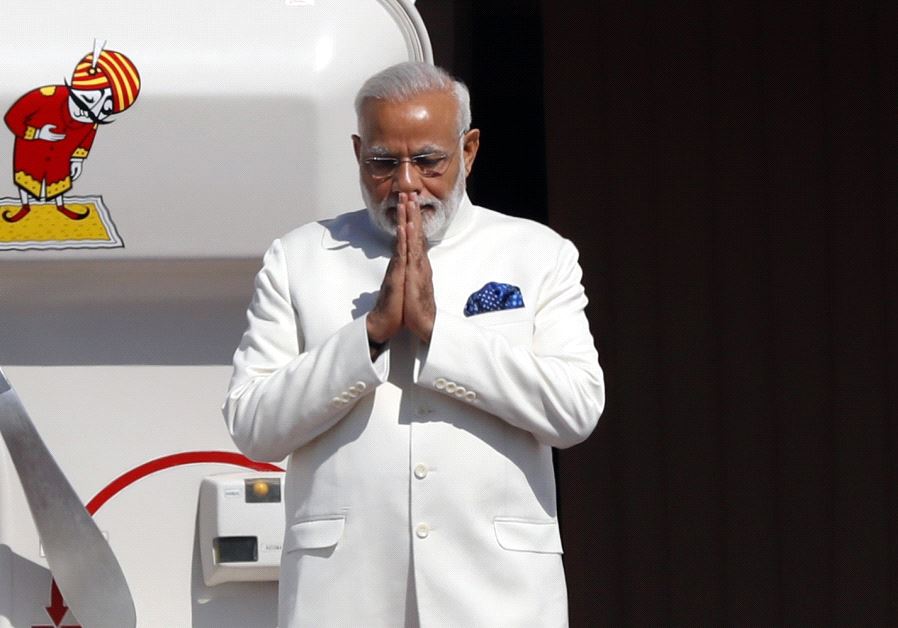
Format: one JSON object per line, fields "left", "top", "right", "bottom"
{"left": 223, "top": 62, "right": 604, "bottom": 627}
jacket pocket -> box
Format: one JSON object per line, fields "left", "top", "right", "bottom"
{"left": 472, "top": 308, "right": 534, "bottom": 347}
{"left": 284, "top": 516, "right": 346, "bottom": 553}
{"left": 493, "top": 517, "right": 563, "bottom": 554}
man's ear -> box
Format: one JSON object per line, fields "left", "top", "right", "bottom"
{"left": 352, "top": 134, "right": 362, "bottom": 163}
{"left": 462, "top": 129, "right": 480, "bottom": 176}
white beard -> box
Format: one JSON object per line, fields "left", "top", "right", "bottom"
{"left": 363, "top": 157, "right": 466, "bottom": 241}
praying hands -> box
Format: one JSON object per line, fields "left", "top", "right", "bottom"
{"left": 366, "top": 191, "right": 436, "bottom": 355}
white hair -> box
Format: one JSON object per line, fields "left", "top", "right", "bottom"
{"left": 354, "top": 62, "right": 472, "bottom": 134}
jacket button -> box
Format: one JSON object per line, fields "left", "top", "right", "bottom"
{"left": 415, "top": 523, "right": 430, "bottom": 539}
{"left": 414, "top": 464, "right": 428, "bottom": 479}
{"left": 434, "top": 378, "right": 447, "bottom": 390}
{"left": 453, "top": 386, "right": 466, "bottom": 398}
{"left": 444, "top": 382, "right": 457, "bottom": 393}
{"left": 464, "top": 390, "right": 477, "bottom": 402}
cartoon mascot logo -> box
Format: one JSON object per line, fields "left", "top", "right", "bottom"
{"left": 1, "top": 40, "right": 138, "bottom": 249}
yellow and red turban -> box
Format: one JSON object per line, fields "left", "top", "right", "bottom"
{"left": 71, "top": 49, "right": 140, "bottom": 113}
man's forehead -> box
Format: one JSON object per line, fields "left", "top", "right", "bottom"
{"left": 358, "top": 90, "right": 458, "bottom": 141}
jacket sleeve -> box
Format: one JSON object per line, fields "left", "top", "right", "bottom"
{"left": 222, "top": 238, "right": 389, "bottom": 461}
{"left": 416, "top": 238, "right": 604, "bottom": 449}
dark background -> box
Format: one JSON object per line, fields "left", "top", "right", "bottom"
{"left": 417, "top": 2, "right": 897, "bottom": 625}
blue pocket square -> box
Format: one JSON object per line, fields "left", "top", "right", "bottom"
{"left": 464, "top": 282, "right": 524, "bottom": 317}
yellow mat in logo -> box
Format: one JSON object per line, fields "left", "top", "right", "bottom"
{"left": 0, "top": 196, "right": 123, "bottom": 251}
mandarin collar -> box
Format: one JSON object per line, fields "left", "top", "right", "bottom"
{"left": 427, "top": 192, "right": 475, "bottom": 246}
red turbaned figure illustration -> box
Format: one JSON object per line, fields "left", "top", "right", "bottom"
{"left": 3, "top": 40, "right": 140, "bottom": 223}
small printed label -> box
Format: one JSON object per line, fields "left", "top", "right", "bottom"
{"left": 223, "top": 487, "right": 241, "bottom": 498}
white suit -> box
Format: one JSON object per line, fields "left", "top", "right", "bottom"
{"left": 223, "top": 194, "right": 604, "bottom": 627}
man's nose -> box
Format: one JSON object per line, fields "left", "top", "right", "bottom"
{"left": 391, "top": 161, "right": 421, "bottom": 194}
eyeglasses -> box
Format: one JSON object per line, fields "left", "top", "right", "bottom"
{"left": 361, "top": 133, "right": 466, "bottom": 181}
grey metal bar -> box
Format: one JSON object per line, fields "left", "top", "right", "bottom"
{"left": 0, "top": 369, "right": 136, "bottom": 627}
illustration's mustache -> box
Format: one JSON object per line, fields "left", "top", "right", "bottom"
{"left": 64, "top": 81, "right": 114, "bottom": 125}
